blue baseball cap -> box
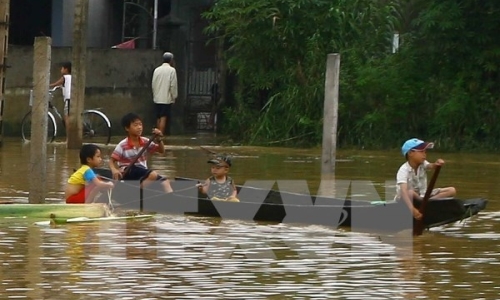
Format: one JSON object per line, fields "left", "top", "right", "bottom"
{"left": 401, "top": 138, "right": 434, "bottom": 156}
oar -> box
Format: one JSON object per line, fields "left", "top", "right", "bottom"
{"left": 199, "top": 146, "right": 237, "bottom": 159}
{"left": 200, "top": 146, "right": 218, "bottom": 155}
{"left": 123, "top": 134, "right": 160, "bottom": 213}
{"left": 413, "top": 165, "right": 442, "bottom": 236}
{"left": 122, "top": 134, "right": 159, "bottom": 178}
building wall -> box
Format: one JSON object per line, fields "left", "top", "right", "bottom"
{"left": 51, "top": 0, "right": 120, "bottom": 48}
{"left": 87, "top": 0, "right": 112, "bottom": 47}
{"left": 51, "top": 0, "right": 74, "bottom": 47}
{"left": 3, "top": 46, "right": 185, "bottom": 136}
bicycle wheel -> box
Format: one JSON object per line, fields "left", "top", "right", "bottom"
{"left": 81, "top": 110, "right": 111, "bottom": 145}
{"left": 21, "top": 111, "right": 57, "bottom": 143}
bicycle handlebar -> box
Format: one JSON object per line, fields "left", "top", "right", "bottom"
{"left": 49, "top": 86, "right": 61, "bottom": 93}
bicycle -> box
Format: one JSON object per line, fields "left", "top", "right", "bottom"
{"left": 21, "top": 86, "right": 112, "bottom": 145}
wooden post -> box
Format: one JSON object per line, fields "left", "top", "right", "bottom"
{"left": 321, "top": 53, "right": 340, "bottom": 174}
{"left": 0, "top": 0, "right": 10, "bottom": 147}
{"left": 29, "top": 37, "right": 51, "bottom": 204}
{"left": 67, "top": 0, "right": 89, "bottom": 149}
{"left": 317, "top": 173, "right": 337, "bottom": 198}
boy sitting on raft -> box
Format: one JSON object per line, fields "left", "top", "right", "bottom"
{"left": 109, "top": 113, "right": 173, "bottom": 193}
{"left": 65, "top": 144, "right": 114, "bottom": 203}
{"left": 396, "top": 138, "right": 456, "bottom": 220}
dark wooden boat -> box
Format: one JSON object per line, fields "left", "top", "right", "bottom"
{"left": 94, "top": 169, "right": 487, "bottom": 232}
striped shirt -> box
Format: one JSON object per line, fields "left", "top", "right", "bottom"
{"left": 111, "top": 137, "right": 159, "bottom": 169}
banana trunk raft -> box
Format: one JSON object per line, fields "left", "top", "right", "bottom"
{"left": 0, "top": 203, "right": 110, "bottom": 219}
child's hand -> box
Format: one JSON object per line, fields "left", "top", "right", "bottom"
{"left": 412, "top": 207, "right": 422, "bottom": 220}
{"left": 111, "top": 169, "right": 123, "bottom": 180}
{"left": 152, "top": 128, "right": 163, "bottom": 137}
{"left": 435, "top": 159, "right": 445, "bottom": 166}
{"left": 227, "top": 196, "right": 240, "bottom": 202}
{"left": 106, "top": 182, "right": 114, "bottom": 189}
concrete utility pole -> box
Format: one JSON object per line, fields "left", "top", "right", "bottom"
{"left": 0, "top": 0, "right": 10, "bottom": 147}
{"left": 29, "top": 37, "right": 51, "bottom": 204}
{"left": 321, "top": 53, "right": 340, "bottom": 174}
{"left": 153, "top": 0, "right": 158, "bottom": 49}
{"left": 67, "top": 0, "right": 89, "bottom": 149}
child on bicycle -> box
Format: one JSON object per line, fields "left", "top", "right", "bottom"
{"left": 65, "top": 144, "right": 114, "bottom": 204}
{"left": 49, "top": 61, "right": 71, "bottom": 132}
{"left": 109, "top": 113, "right": 173, "bottom": 193}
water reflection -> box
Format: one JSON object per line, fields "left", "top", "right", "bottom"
{"left": 3, "top": 214, "right": 499, "bottom": 299}
{"left": 0, "top": 217, "right": 428, "bottom": 299}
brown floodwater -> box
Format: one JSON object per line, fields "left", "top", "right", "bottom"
{"left": 1, "top": 135, "right": 499, "bottom": 299}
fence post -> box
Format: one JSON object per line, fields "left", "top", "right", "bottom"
{"left": 321, "top": 53, "right": 340, "bottom": 174}
{"left": 29, "top": 37, "right": 51, "bottom": 204}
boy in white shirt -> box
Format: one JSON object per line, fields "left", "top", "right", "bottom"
{"left": 396, "top": 138, "right": 456, "bottom": 220}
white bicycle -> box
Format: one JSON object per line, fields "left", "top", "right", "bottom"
{"left": 21, "top": 86, "right": 112, "bottom": 144}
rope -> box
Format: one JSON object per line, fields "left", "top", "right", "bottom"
{"left": 459, "top": 206, "right": 474, "bottom": 226}
{"left": 107, "top": 189, "right": 114, "bottom": 212}
{"left": 98, "top": 175, "right": 199, "bottom": 207}
{"left": 267, "top": 132, "right": 315, "bottom": 145}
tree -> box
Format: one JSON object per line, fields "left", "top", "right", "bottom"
{"left": 205, "top": 0, "right": 500, "bottom": 150}
{"left": 204, "top": 0, "right": 399, "bottom": 146}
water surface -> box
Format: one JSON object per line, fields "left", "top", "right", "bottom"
{"left": 0, "top": 136, "right": 499, "bottom": 299}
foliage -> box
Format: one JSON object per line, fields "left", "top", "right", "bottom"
{"left": 204, "top": 0, "right": 398, "bottom": 146}
{"left": 204, "top": 0, "right": 500, "bottom": 151}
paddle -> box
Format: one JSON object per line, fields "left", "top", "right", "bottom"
{"left": 413, "top": 165, "right": 442, "bottom": 236}
{"left": 200, "top": 146, "right": 218, "bottom": 155}
{"left": 123, "top": 134, "right": 160, "bottom": 212}
{"left": 121, "top": 134, "right": 159, "bottom": 178}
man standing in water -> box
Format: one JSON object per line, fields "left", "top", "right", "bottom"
{"left": 152, "top": 52, "right": 178, "bottom": 135}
